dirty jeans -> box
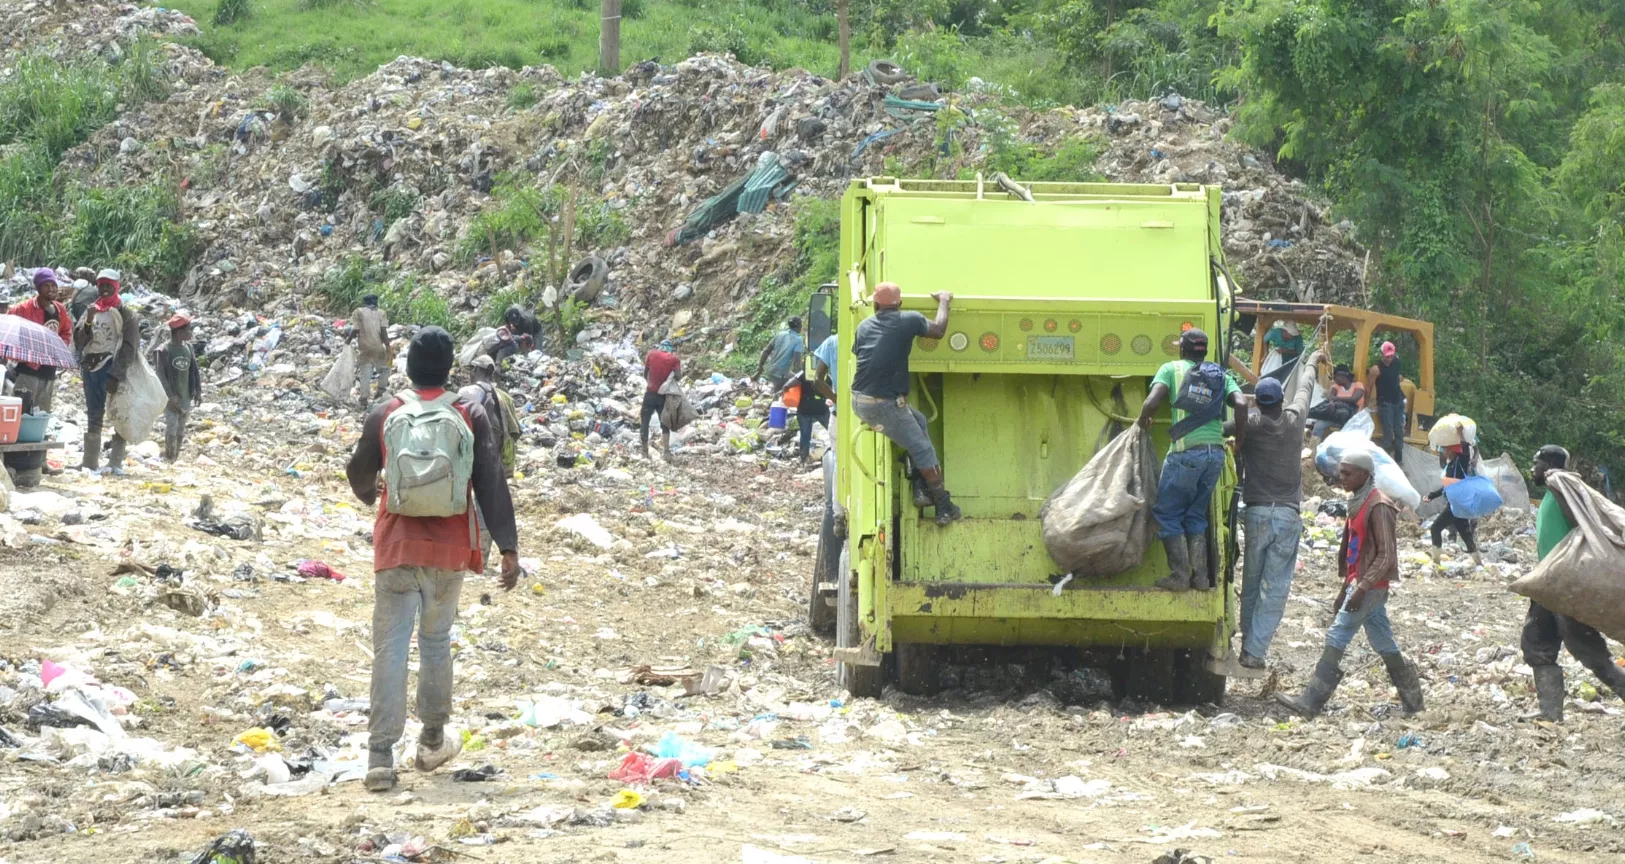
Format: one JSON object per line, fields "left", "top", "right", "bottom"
{"left": 12, "top": 368, "right": 57, "bottom": 412}
{"left": 852, "top": 393, "right": 938, "bottom": 470}
{"left": 163, "top": 407, "right": 188, "bottom": 461}
{"left": 1377, "top": 401, "right": 1405, "bottom": 457}
{"left": 797, "top": 403, "right": 830, "bottom": 460}
{"left": 83, "top": 363, "right": 114, "bottom": 430}
{"left": 357, "top": 356, "right": 389, "bottom": 405}
{"left": 1152, "top": 446, "right": 1226, "bottom": 539}
{"left": 1521, "top": 600, "right": 1625, "bottom": 696}
{"left": 369, "top": 566, "right": 465, "bottom": 768}
{"left": 1240, "top": 505, "right": 1301, "bottom": 658}
{"left": 1325, "top": 587, "right": 1399, "bottom": 654}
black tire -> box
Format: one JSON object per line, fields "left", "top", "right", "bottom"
{"left": 1175, "top": 649, "right": 1228, "bottom": 706}
{"left": 893, "top": 643, "right": 939, "bottom": 695}
{"left": 808, "top": 503, "right": 838, "bottom": 635}
{"left": 866, "top": 59, "right": 908, "bottom": 86}
{"left": 566, "top": 254, "right": 609, "bottom": 304}
{"left": 1124, "top": 648, "right": 1179, "bottom": 705}
{"left": 835, "top": 546, "right": 883, "bottom": 697}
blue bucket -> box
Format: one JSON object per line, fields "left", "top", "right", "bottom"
{"left": 17, "top": 412, "right": 49, "bottom": 444}
{"left": 768, "top": 403, "right": 788, "bottom": 430}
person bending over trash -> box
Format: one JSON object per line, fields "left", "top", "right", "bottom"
{"left": 345, "top": 326, "right": 521, "bottom": 793}
{"left": 72, "top": 269, "right": 140, "bottom": 474}
{"left": 1234, "top": 352, "right": 1320, "bottom": 668}
{"left": 640, "top": 339, "right": 681, "bottom": 461}
{"left": 849, "top": 282, "right": 960, "bottom": 525}
{"left": 1137, "top": 328, "right": 1246, "bottom": 591}
{"left": 349, "top": 294, "right": 391, "bottom": 408}
{"left": 154, "top": 315, "right": 202, "bottom": 463}
{"left": 9, "top": 269, "right": 71, "bottom": 412}
{"left": 1275, "top": 449, "right": 1424, "bottom": 718}
{"left": 1520, "top": 445, "right": 1625, "bottom": 721}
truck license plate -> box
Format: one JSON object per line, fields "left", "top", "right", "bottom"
{"left": 1027, "top": 335, "right": 1074, "bottom": 360}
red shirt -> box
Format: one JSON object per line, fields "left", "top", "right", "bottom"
{"left": 645, "top": 350, "right": 680, "bottom": 393}
{"left": 9, "top": 296, "right": 71, "bottom": 371}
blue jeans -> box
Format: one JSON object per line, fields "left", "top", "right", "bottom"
{"left": 797, "top": 404, "right": 830, "bottom": 460}
{"left": 1377, "top": 401, "right": 1405, "bottom": 457}
{"left": 1240, "top": 505, "right": 1301, "bottom": 657}
{"left": 852, "top": 393, "right": 938, "bottom": 470}
{"left": 1152, "top": 447, "right": 1226, "bottom": 539}
{"left": 1325, "top": 587, "right": 1399, "bottom": 654}
{"left": 83, "top": 363, "right": 114, "bottom": 429}
{"left": 369, "top": 566, "right": 465, "bottom": 767}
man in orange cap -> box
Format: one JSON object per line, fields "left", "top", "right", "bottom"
{"left": 849, "top": 281, "right": 961, "bottom": 524}
{"left": 154, "top": 313, "right": 202, "bottom": 462}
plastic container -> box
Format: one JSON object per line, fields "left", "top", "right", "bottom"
{"left": 768, "top": 401, "right": 788, "bottom": 430}
{"left": 17, "top": 412, "right": 49, "bottom": 444}
{"left": 0, "top": 397, "right": 21, "bottom": 444}
{"left": 782, "top": 382, "right": 802, "bottom": 409}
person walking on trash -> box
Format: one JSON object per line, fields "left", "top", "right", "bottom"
{"left": 1137, "top": 328, "right": 1246, "bottom": 591}
{"left": 1368, "top": 341, "right": 1406, "bottom": 461}
{"left": 1520, "top": 445, "right": 1625, "bottom": 721}
{"left": 1233, "top": 351, "right": 1321, "bottom": 669}
{"left": 349, "top": 294, "right": 391, "bottom": 408}
{"left": 9, "top": 269, "right": 71, "bottom": 412}
{"left": 849, "top": 282, "right": 960, "bottom": 525}
{"left": 153, "top": 315, "right": 202, "bottom": 463}
{"left": 1275, "top": 449, "right": 1425, "bottom": 717}
{"left": 640, "top": 339, "right": 681, "bottom": 461}
{"left": 755, "top": 316, "right": 805, "bottom": 392}
{"left": 461, "top": 355, "right": 521, "bottom": 480}
{"left": 73, "top": 269, "right": 140, "bottom": 474}
{"left": 777, "top": 330, "right": 839, "bottom": 463}
{"left": 345, "top": 326, "right": 521, "bottom": 793}
{"left": 1425, "top": 428, "right": 1481, "bottom": 566}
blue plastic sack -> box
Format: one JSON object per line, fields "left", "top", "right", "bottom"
{"left": 654, "top": 731, "right": 712, "bottom": 767}
{"left": 1444, "top": 475, "right": 1504, "bottom": 519}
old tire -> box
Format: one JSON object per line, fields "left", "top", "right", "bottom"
{"left": 893, "top": 643, "right": 939, "bottom": 695}
{"left": 835, "top": 545, "right": 882, "bottom": 698}
{"left": 1175, "top": 649, "right": 1227, "bottom": 706}
{"left": 866, "top": 59, "right": 908, "bottom": 86}
{"left": 1124, "top": 648, "right": 1180, "bottom": 705}
{"left": 566, "top": 254, "right": 609, "bottom": 304}
{"left": 808, "top": 503, "right": 839, "bottom": 635}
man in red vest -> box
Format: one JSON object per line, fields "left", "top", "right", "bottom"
{"left": 1275, "top": 449, "right": 1424, "bottom": 717}
{"left": 346, "top": 327, "right": 521, "bottom": 792}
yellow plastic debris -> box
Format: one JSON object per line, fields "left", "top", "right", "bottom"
{"left": 610, "top": 789, "right": 644, "bottom": 810}
{"left": 530, "top": 583, "right": 547, "bottom": 596}
{"left": 233, "top": 727, "right": 280, "bottom": 752}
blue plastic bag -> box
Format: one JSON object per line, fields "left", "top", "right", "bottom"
{"left": 654, "top": 731, "right": 712, "bottom": 767}
{"left": 1444, "top": 475, "right": 1504, "bottom": 519}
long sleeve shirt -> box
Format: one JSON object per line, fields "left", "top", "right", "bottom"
{"left": 154, "top": 340, "right": 202, "bottom": 408}
{"left": 345, "top": 389, "right": 519, "bottom": 573}
{"left": 9, "top": 296, "right": 71, "bottom": 372}
{"left": 1239, "top": 361, "right": 1317, "bottom": 506}
{"left": 1340, "top": 492, "right": 1400, "bottom": 590}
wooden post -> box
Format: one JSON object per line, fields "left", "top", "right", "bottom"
{"left": 837, "top": 0, "right": 850, "bottom": 79}
{"left": 599, "top": 0, "right": 621, "bottom": 77}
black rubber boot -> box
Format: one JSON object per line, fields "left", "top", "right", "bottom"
{"left": 79, "top": 431, "right": 101, "bottom": 471}
{"left": 930, "top": 487, "right": 962, "bottom": 525}
{"left": 911, "top": 472, "right": 933, "bottom": 508}
{"left": 1531, "top": 664, "right": 1565, "bottom": 721}
{"left": 107, "top": 435, "right": 128, "bottom": 475}
{"left": 1273, "top": 645, "right": 1345, "bottom": 717}
{"left": 1381, "top": 652, "right": 1425, "bottom": 716}
{"left": 1155, "top": 536, "right": 1191, "bottom": 592}
{"left": 1187, "top": 534, "right": 1210, "bottom": 590}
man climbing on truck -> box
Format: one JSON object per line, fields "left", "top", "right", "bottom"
{"left": 1137, "top": 328, "right": 1246, "bottom": 591}
{"left": 1275, "top": 449, "right": 1424, "bottom": 718}
{"left": 850, "top": 282, "right": 960, "bottom": 525}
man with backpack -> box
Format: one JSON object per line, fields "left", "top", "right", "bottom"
{"left": 1136, "top": 328, "right": 1247, "bottom": 591}
{"left": 345, "top": 327, "right": 521, "bottom": 793}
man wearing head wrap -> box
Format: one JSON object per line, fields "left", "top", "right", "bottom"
{"left": 153, "top": 314, "right": 202, "bottom": 462}
{"left": 8, "top": 269, "right": 72, "bottom": 412}
{"left": 1367, "top": 340, "right": 1406, "bottom": 460}
{"left": 1275, "top": 448, "right": 1424, "bottom": 717}
{"left": 1233, "top": 351, "right": 1322, "bottom": 669}
{"left": 641, "top": 338, "right": 682, "bottom": 460}
{"left": 72, "top": 269, "right": 140, "bottom": 473}
{"left": 1137, "top": 327, "right": 1247, "bottom": 591}
{"left": 350, "top": 294, "right": 391, "bottom": 408}
{"left": 849, "top": 282, "right": 961, "bottom": 524}
{"left": 345, "top": 326, "right": 522, "bottom": 793}
{"left": 1520, "top": 445, "right": 1625, "bottom": 721}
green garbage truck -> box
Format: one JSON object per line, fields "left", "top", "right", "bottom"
{"left": 805, "top": 176, "right": 1240, "bottom": 702}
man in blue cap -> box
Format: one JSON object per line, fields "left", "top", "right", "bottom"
{"left": 1233, "top": 351, "right": 1321, "bottom": 668}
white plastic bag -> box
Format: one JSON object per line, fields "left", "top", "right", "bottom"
{"left": 1477, "top": 453, "right": 1533, "bottom": 512}
{"left": 458, "top": 327, "right": 498, "bottom": 366}
{"left": 108, "top": 353, "right": 165, "bottom": 445}
{"left": 320, "top": 345, "right": 358, "bottom": 403}
{"left": 1427, "top": 414, "right": 1479, "bottom": 448}
{"left": 1314, "top": 415, "right": 1421, "bottom": 511}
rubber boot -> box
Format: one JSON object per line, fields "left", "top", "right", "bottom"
{"left": 1381, "top": 652, "right": 1425, "bottom": 716}
{"left": 1427, "top": 546, "right": 1441, "bottom": 564}
{"left": 910, "top": 471, "right": 933, "bottom": 508}
{"left": 918, "top": 467, "right": 962, "bottom": 525}
{"left": 79, "top": 431, "right": 102, "bottom": 471}
{"left": 1531, "top": 664, "right": 1565, "bottom": 721}
{"left": 1155, "top": 536, "right": 1191, "bottom": 592}
{"left": 1187, "top": 534, "right": 1210, "bottom": 590}
{"left": 1273, "top": 645, "right": 1345, "bottom": 717}
{"left": 106, "top": 435, "right": 128, "bottom": 475}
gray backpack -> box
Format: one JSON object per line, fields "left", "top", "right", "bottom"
{"left": 382, "top": 391, "right": 474, "bottom": 517}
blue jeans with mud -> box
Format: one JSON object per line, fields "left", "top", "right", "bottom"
{"left": 1152, "top": 447, "right": 1226, "bottom": 539}
{"left": 369, "top": 566, "right": 465, "bottom": 768}
{"left": 1240, "top": 505, "right": 1301, "bottom": 658}
{"left": 1325, "top": 586, "right": 1399, "bottom": 654}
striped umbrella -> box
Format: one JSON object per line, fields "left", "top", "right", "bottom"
{"left": 0, "top": 314, "right": 77, "bottom": 368}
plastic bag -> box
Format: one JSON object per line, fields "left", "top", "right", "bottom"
{"left": 458, "top": 327, "right": 497, "bottom": 366}
{"left": 1039, "top": 426, "right": 1157, "bottom": 577}
{"left": 658, "top": 374, "right": 699, "bottom": 431}
{"left": 1427, "top": 414, "right": 1479, "bottom": 448}
{"left": 1315, "top": 425, "right": 1421, "bottom": 511}
{"left": 1509, "top": 471, "right": 1625, "bottom": 642}
{"left": 1477, "top": 454, "right": 1533, "bottom": 512}
{"left": 320, "top": 345, "right": 357, "bottom": 403}
{"left": 108, "top": 352, "right": 166, "bottom": 444}
{"left": 1443, "top": 475, "right": 1503, "bottom": 519}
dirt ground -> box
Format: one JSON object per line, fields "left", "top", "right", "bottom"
{"left": 1, "top": 419, "right": 1622, "bottom": 864}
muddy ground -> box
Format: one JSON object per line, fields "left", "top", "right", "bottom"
{"left": 1, "top": 415, "right": 1622, "bottom": 864}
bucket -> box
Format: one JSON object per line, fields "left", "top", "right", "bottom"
{"left": 17, "top": 412, "right": 50, "bottom": 444}
{"left": 0, "top": 397, "right": 20, "bottom": 444}
{"left": 768, "top": 401, "right": 788, "bottom": 430}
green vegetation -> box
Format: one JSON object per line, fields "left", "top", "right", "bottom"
{"left": 317, "top": 256, "right": 460, "bottom": 335}
{"left": 507, "top": 81, "right": 538, "bottom": 110}
{"left": 261, "top": 84, "right": 309, "bottom": 122}
{"left": 723, "top": 195, "right": 840, "bottom": 370}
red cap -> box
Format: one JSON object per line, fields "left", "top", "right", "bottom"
{"left": 1380, "top": 341, "right": 1397, "bottom": 358}
{"left": 167, "top": 314, "right": 192, "bottom": 330}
